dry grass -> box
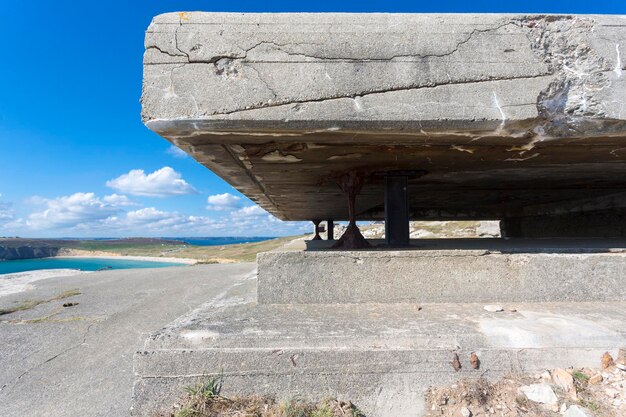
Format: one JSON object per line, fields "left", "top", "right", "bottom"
{"left": 78, "top": 236, "right": 302, "bottom": 263}
{"left": 426, "top": 377, "right": 549, "bottom": 417}
{"left": 0, "top": 288, "right": 81, "bottom": 316}
{"left": 157, "top": 377, "right": 365, "bottom": 417}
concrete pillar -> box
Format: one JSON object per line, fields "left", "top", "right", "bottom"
{"left": 326, "top": 220, "right": 334, "bottom": 240}
{"left": 385, "top": 175, "right": 410, "bottom": 247}
{"left": 500, "top": 210, "right": 626, "bottom": 238}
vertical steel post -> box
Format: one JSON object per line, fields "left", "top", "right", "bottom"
{"left": 326, "top": 220, "right": 334, "bottom": 240}
{"left": 385, "top": 175, "right": 410, "bottom": 247}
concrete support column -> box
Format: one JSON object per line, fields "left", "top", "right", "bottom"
{"left": 326, "top": 220, "right": 334, "bottom": 240}
{"left": 312, "top": 220, "right": 322, "bottom": 240}
{"left": 385, "top": 175, "right": 410, "bottom": 247}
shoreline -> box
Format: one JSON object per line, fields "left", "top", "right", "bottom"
{"left": 0, "top": 269, "right": 90, "bottom": 297}
{"left": 53, "top": 254, "right": 197, "bottom": 265}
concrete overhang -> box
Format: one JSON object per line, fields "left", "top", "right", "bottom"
{"left": 142, "top": 13, "right": 626, "bottom": 221}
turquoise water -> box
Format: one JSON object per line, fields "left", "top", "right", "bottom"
{"left": 0, "top": 258, "right": 186, "bottom": 275}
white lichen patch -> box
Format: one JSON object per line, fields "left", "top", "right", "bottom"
{"left": 492, "top": 91, "right": 506, "bottom": 128}
{"left": 505, "top": 153, "right": 540, "bottom": 162}
{"left": 615, "top": 44, "right": 623, "bottom": 78}
{"left": 261, "top": 150, "right": 302, "bottom": 163}
{"left": 450, "top": 145, "right": 475, "bottom": 154}
{"left": 327, "top": 153, "right": 363, "bottom": 160}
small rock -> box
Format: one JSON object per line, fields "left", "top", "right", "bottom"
{"left": 460, "top": 406, "right": 472, "bottom": 417}
{"left": 589, "top": 374, "right": 603, "bottom": 384}
{"left": 564, "top": 405, "right": 592, "bottom": 417}
{"left": 560, "top": 403, "right": 567, "bottom": 413}
{"left": 484, "top": 305, "right": 504, "bottom": 312}
{"left": 520, "top": 383, "right": 558, "bottom": 404}
{"left": 616, "top": 363, "right": 626, "bottom": 371}
{"left": 602, "top": 352, "right": 615, "bottom": 369}
{"left": 551, "top": 368, "right": 577, "bottom": 398}
{"left": 470, "top": 352, "right": 480, "bottom": 370}
{"left": 451, "top": 353, "right": 462, "bottom": 371}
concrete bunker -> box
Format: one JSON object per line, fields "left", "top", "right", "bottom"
{"left": 143, "top": 12, "right": 626, "bottom": 246}
{"left": 135, "top": 12, "right": 626, "bottom": 417}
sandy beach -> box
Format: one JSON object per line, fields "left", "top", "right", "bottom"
{"left": 54, "top": 254, "right": 197, "bottom": 265}
{"left": 0, "top": 254, "right": 197, "bottom": 297}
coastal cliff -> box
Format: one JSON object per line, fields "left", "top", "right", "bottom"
{"left": 0, "top": 238, "right": 187, "bottom": 261}
{"left": 0, "top": 245, "right": 60, "bottom": 261}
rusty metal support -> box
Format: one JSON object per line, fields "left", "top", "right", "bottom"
{"left": 332, "top": 172, "right": 371, "bottom": 249}
{"left": 326, "top": 220, "right": 334, "bottom": 240}
{"left": 312, "top": 219, "right": 322, "bottom": 240}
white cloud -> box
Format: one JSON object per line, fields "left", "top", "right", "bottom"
{"left": 226, "top": 204, "right": 309, "bottom": 236}
{"left": 117, "top": 207, "right": 226, "bottom": 233}
{"left": 231, "top": 205, "right": 267, "bottom": 218}
{"left": 27, "top": 192, "right": 124, "bottom": 230}
{"left": 102, "top": 194, "right": 138, "bottom": 206}
{"left": 166, "top": 145, "right": 189, "bottom": 159}
{"left": 11, "top": 191, "right": 309, "bottom": 237}
{"left": 126, "top": 207, "right": 172, "bottom": 225}
{"left": 206, "top": 193, "right": 241, "bottom": 211}
{"left": 106, "top": 167, "right": 197, "bottom": 197}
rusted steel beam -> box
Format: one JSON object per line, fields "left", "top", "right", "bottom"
{"left": 332, "top": 172, "right": 371, "bottom": 250}
{"left": 312, "top": 219, "right": 322, "bottom": 240}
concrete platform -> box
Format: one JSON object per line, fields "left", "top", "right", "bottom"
{"left": 132, "top": 300, "right": 626, "bottom": 417}
{"left": 259, "top": 239, "right": 626, "bottom": 304}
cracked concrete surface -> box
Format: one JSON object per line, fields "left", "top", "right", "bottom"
{"left": 141, "top": 13, "right": 626, "bottom": 224}
{"left": 132, "top": 300, "right": 626, "bottom": 417}
{"left": 0, "top": 263, "right": 255, "bottom": 417}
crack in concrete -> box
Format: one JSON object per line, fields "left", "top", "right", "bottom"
{"left": 157, "top": 20, "right": 516, "bottom": 65}
{"left": 0, "top": 323, "right": 94, "bottom": 394}
{"left": 207, "top": 73, "right": 552, "bottom": 116}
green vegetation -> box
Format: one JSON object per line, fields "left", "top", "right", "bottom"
{"left": 572, "top": 370, "right": 590, "bottom": 383}
{"left": 580, "top": 398, "right": 600, "bottom": 412}
{"left": 1, "top": 235, "right": 304, "bottom": 263}
{"left": 164, "top": 376, "right": 365, "bottom": 417}
{"left": 73, "top": 236, "right": 301, "bottom": 263}
{"left": 0, "top": 288, "right": 80, "bottom": 316}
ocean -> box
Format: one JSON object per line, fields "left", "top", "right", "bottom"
{"left": 0, "top": 258, "right": 186, "bottom": 275}
{"left": 166, "top": 237, "right": 274, "bottom": 246}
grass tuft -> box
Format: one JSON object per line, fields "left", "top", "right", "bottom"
{"left": 161, "top": 376, "right": 365, "bottom": 417}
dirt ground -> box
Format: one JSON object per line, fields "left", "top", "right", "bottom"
{"left": 425, "top": 352, "right": 625, "bottom": 417}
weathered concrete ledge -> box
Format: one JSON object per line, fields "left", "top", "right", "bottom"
{"left": 258, "top": 245, "right": 626, "bottom": 304}
{"left": 132, "top": 301, "right": 626, "bottom": 417}
{"left": 142, "top": 13, "right": 626, "bottom": 226}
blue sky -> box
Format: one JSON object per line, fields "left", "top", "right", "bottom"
{"left": 0, "top": 1, "right": 624, "bottom": 237}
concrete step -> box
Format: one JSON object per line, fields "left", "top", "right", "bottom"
{"left": 132, "top": 301, "right": 626, "bottom": 417}
{"left": 258, "top": 244, "right": 626, "bottom": 303}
